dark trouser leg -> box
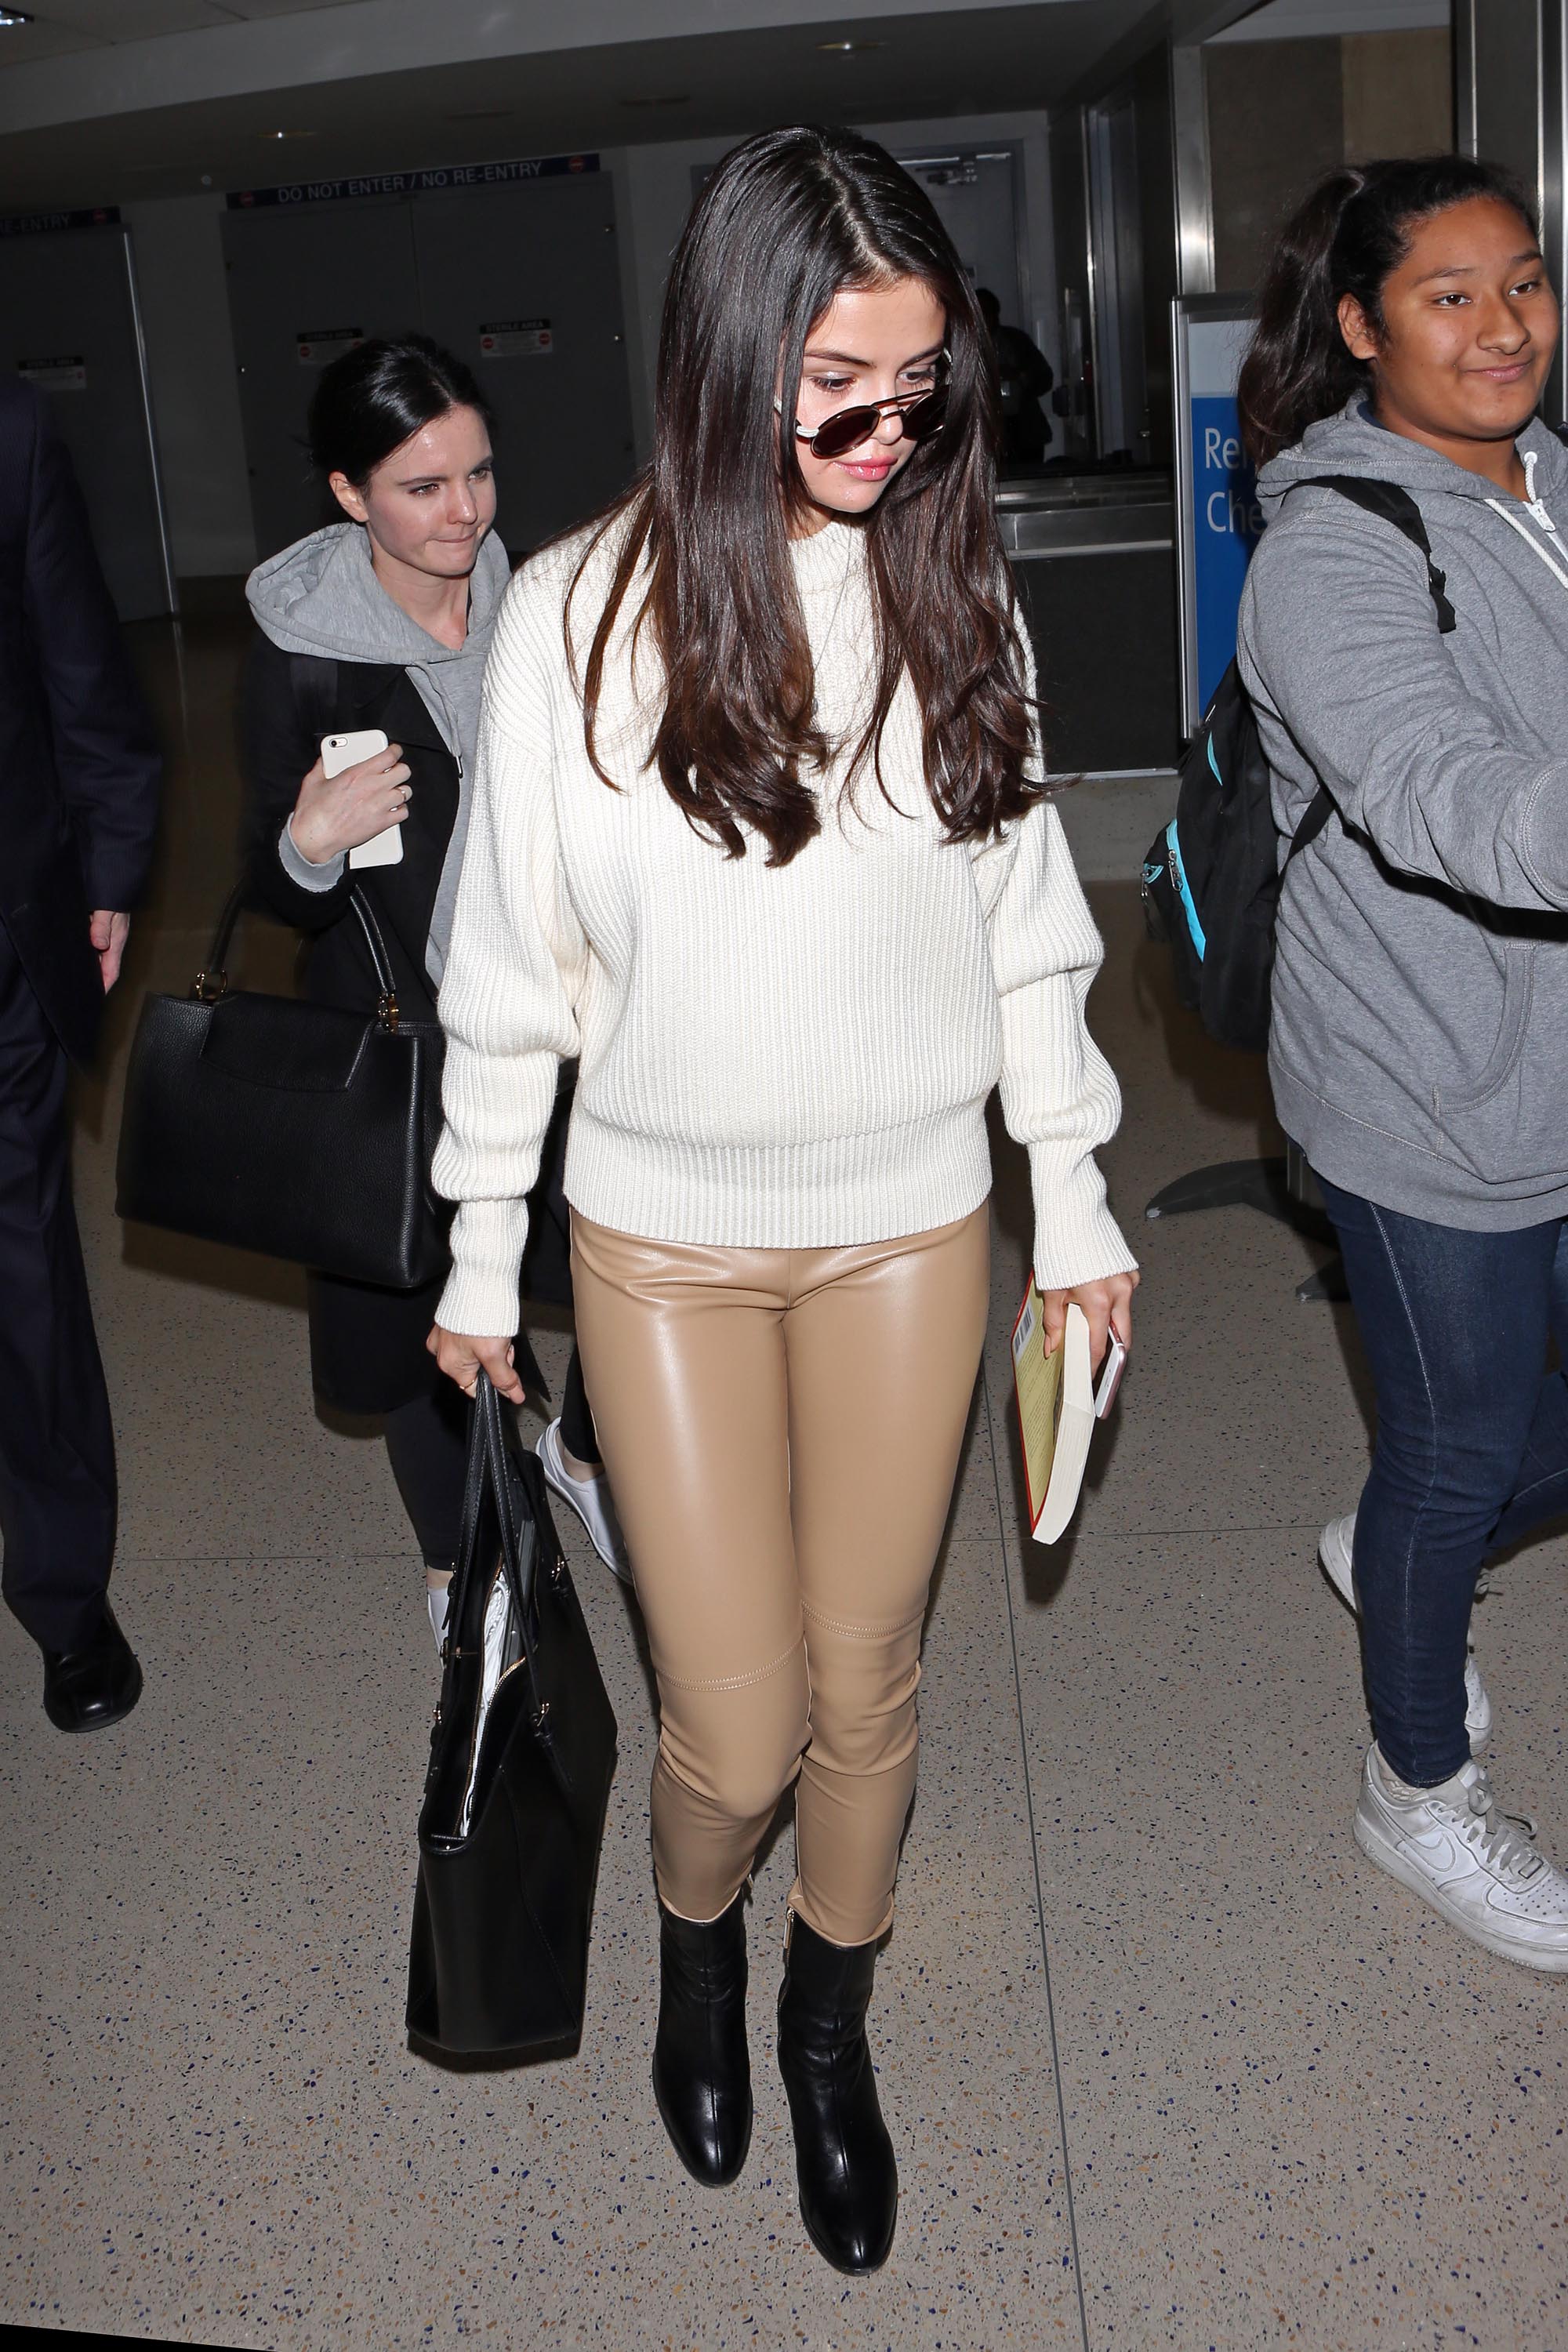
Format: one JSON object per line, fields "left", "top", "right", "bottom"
{"left": 1319, "top": 1176, "right": 1566, "bottom": 1787}
{"left": 0, "top": 922, "right": 117, "bottom": 1653}
{"left": 559, "top": 1345, "right": 599, "bottom": 1466}
{"left": 384, "top": 1379, "right": 470, "bottom": 1569}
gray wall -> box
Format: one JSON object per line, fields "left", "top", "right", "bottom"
{"left": 125, "top": 194, "right": 256, "bottom": 580}
{"left": 117, "top": 107, "right": 1059, "bottom": 583}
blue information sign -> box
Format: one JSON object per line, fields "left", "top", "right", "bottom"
{"left": 1174, "top": 301, "right": 1260, "bottom": 732}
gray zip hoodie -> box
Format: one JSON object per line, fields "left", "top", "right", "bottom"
{"left": 1237, "top": 395, "right": 1568, "bottom": 1227}
{"left": 245, "top": 520, "right": 511, "bottom": 984}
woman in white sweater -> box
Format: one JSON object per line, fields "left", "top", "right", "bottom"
{"left": 430, "top": 126, "right": 1136, "bottom": 2273}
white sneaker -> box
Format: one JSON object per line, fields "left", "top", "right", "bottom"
{"left": 537, "top": 1417, "right": 633, "bottom": 1584}
{"left": 426, "top": 1583, "right": 449, "bottom": 1655}
{"left": 1319, "top": 1512, "right": 1492, "bottom": 1754}
{"left": 1355, "top": 1745, "right": 1568, "bottom": 1970}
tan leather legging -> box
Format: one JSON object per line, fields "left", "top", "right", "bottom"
{"left": 570, "top": 1204, "right": 990, "bottom": 1947}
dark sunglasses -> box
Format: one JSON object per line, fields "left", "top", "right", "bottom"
{"left": 781, "top": 376, "right": 950, "bottom": 461}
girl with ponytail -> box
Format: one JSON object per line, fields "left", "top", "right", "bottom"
{"left": 1236, "top": 156, "right": 1568, "bottom": 1971}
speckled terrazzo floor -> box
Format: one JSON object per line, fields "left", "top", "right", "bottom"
{"left": 2, "top": 626, "right": 1566, "bottom": 2351}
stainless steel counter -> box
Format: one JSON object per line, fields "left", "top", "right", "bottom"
{"left": 996, "top": 472, "right": 1174, "bottom": 558}
{"left": 999, "top": 473, "right": 1178, "bottom": 771}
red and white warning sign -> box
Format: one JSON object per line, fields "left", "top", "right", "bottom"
{"left": 479, "top": 317, "right": 553, "bottom": 358}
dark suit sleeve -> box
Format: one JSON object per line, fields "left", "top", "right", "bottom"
{"left": 238, "top": 633, "right": 354, "bottom": 933}
{"left": 21, "top": 391, "right": 162, "bottom": 909}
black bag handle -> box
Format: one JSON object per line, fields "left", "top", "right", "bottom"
{"left": 193, "top": 884, "right": 405, "bottom": 1027}
{"left": 443, "top": 1372, "right": 549, "bottom": 1726}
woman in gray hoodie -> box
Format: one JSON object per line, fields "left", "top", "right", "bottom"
{"left": 241, "top": 336, "right": 626, "bottom": 1646}
{"left": 1236, "top": 158, "right": 1568, "bottom": 1972}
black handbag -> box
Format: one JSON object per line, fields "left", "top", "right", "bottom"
{"left": 407, "top": 1373, "right": 617, "bottom": 2058}
{"left": 114, "top": 883, "right": 448, "bottom": 1290}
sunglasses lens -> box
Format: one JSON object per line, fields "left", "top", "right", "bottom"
{"left": 905, "top": 389, "right": 949, "bottom": 442}
{"left": 807, "top": 383, "right": 950, "bottom": 460}
{"left": 811, "top": 405, "right": 877, "bottom": 459}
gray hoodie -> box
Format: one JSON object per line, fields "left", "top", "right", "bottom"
{"left": 1237, "top": 396, "right": 1568, "bottom": 1228}
{"left": 245, "top": 520, "right": 511, "bottom": 984}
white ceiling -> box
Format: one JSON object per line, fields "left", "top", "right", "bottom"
{"left": 1210, "top": 0, "right": 1449, "bottom": 38}
{"left": 0, "top": 0, "right": 364, "bottom": 66}
{"left": 0, "top": 1, "right": 1160, "bottom": 209}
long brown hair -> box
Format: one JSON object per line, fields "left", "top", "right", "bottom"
{"left": 570, "top": 123, "right": 1042, "bottom": 865}
{"left": 1238, "top": 154, "right": 1538, "bottom": 467}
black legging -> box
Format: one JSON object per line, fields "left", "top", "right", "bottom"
{"left": 385, "top": 1345, "right": 599, "bottom": 1569}
{"left": 560, "top": 1347, "right": 596, "bottom": 1463}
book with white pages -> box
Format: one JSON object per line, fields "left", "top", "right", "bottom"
{"left": 1011, "top": 1283, "right": 1094, "bottom": 1545}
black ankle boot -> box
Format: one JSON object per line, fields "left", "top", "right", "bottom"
{"left": 777, "top": 1912, "right": 897, "bottom": 2273}
{"left": 652, "top": 1889, "right": 752, "bottom": 2185}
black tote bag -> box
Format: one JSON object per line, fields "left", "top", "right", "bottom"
{"left": 115, "top": 882, "right": 448, "bottom": 1290}
{"left": 408, "top": 1374, "right": 617, "bottom": 2058}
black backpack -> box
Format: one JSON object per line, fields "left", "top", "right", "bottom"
{"left": 1141, "top": 475, "right": 1457, "bottom": 1051}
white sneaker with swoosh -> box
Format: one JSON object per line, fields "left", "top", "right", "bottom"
{"left": 1355, "top": 1745, "right": 1568, "bottom": 1970}
{"left": 1319, "top": 1513, "right": 1492, "bottom": 1755}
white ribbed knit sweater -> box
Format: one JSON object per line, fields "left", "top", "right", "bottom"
{"left": 432, "top": 514, "right": 1134, "bottom": 1337}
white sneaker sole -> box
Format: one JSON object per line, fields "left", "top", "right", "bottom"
{"left": 1319, "top": 1522, "right": 1493, "bottom": 1755}
{"left": 1353, "top": 1799, "right": 1568, "bottom": 1973}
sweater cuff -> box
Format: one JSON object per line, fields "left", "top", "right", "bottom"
{"left": 436, "top": 1198, "right": 531, "bottom": 1337}
{"left": 279, "top": 816, "right": 345, "bottom": 893}
{"left": 1028, "top": 1141, "right": 1138, "bottom": 1291}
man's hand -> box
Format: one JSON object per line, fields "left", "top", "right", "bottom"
{"left": 89, "top": 909, "right": 129, "bottom": 992}
{"left": 1039, "top": 1269, "right": 1140, "bottom": 1374}
{"left": 427, "top": 1325, "right": 526, "bottom": 1403}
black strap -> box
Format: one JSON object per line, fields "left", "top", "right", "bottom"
{"left": 1293, "top": 474, "right": 1457, "bottom": 634}
{"left": 290, "top": 650, "right": 342, "bottom": 739}
{"left": 276, "top": 648, "right": 412, "bottom": 1003}
{"left": 442, "top": 1374, "right": 546, "bottom": 1719}
{"left": 1277, "top": 474, "right": 1459, "bottom": 867}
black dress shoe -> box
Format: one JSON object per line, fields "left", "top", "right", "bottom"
{"left": 777, "top": 1911, "right": 898, "bottom": 2274}
{"left": 652, "top": 1889, "right": 752, "bottom": 2184}
{"left": 42, "top": 1603, "right": 143, "bottom": 1733}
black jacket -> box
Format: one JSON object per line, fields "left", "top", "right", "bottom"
{"left": 0, "top": 379, "right": 162, "bottom": 1063}
{"left": 238, "top": 633, "right": 457, "bottom": 1023}
{"left": 237, "top": 633, "right": 570, "bottom": 1411}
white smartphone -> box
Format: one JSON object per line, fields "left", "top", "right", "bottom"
{"left": 321, "top": 728, "right": 403, "bottom": 869}
{"left": 1094, "top": 1323, "right": 1128, "bottom": 1421}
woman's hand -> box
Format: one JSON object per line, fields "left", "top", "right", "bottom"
{"left": 290, "top": 742, "right": 412, "bottom": 865}
{"left": 1040, "top": 1269, "right": 1140, "bottom": 1373}
{"left": 427, "top": 1325, "right": 526, "bottom": 1404}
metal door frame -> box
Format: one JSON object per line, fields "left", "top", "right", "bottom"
{"left": 1455, "top": 0, "right": 1568, "bottom": 427}
{"left": 1083, "top": 83, "right": 1141, "bottom": 456}
{"left": 121, "top": 225, "right": 179, "bottom": 616}
{"left": 1172, "top": 289, "right": 1254, "bottom": 735}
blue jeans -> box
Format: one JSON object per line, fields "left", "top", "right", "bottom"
{"left": 1318, "top": 1177, "right": 1568, "bottom": 1786}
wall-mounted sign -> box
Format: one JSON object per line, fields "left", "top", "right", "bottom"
{"left": 1172, "top": 294, "right": 1261, "bottom": 733}
{"left": 229, "top": 154, "right": 598, "bottom": 211}
{"left": 19, "top": 354, "right": 87, "bottom": 391}
{"left": 479, "top": 318, "right": 552, "bottom": 358}
{"left": 0, "top": 206, "right": 119, "bottom": 239}
{"left": 296, "top": 326, "right": 364, "bottom": 366}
